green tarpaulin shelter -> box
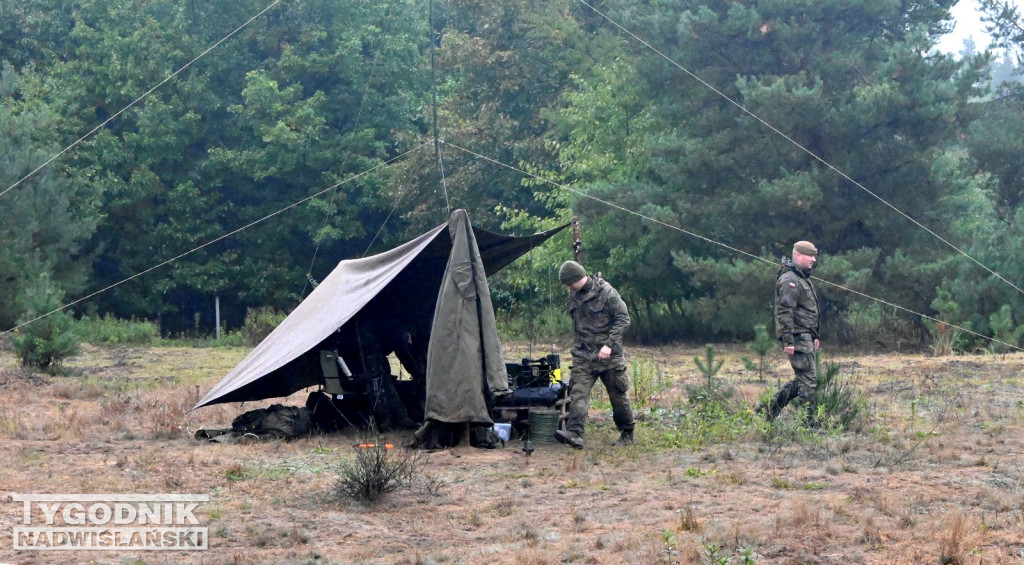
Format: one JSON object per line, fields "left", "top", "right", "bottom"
{"left": 193, "top": 210, "right": 566, "bottom": 430}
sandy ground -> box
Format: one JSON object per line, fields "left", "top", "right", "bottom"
{"left": 0, "top": 342, "right": 1022, "bottom": 564}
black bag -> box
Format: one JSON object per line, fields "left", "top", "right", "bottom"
{"left": 231, "top": 404, "right": 313, "bottom": 438}
{"left": 411, "top": 420, "right": 461, "bottom": 449}
{"left": 470, "top": 425, "right": 504, "bottom": 449}
{"left": 410, "top": 421, "right": 504, "bottom": 450}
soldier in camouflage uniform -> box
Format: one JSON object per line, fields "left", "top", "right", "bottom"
{"left": 358, "top": 315, "right": 418, "bottom": 432}
{"left": 331, "top": 305, "right": 418, "bottom": 432}
{"left": 761, "top": 240, "right": 821, "bottom": 421}
{"left": 554, "top": 260, "right": 635, "bottom": 449}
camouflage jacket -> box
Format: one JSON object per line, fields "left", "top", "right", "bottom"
{"left": 774, "top": 258, "right": 819, "bottom": 345}
{"left": 567, "top": 275, "right": 630, "bottom": 367}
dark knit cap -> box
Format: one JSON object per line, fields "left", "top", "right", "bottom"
{"left": 558, "top": 260, "right": 587, "bottom": 285}
{"left": 793, "top": 241, "right": 818, "bottom": 256}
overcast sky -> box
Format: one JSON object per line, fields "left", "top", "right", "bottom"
{"left": 935, "top": 0, "right": 1019, "bottom": 54}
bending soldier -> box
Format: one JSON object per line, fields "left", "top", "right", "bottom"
{"left": 329, "top": 308, "right": 418, "bottom": 432}
{"left": 555, "top": 260, "right": 635, "bottom": 449}
{"left": 358, "top": 313, "right": 418, "bottom": 432}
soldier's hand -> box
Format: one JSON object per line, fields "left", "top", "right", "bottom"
{"left": 784, "top": 345, "right": 795, "bottom": 356}
{"left": 598, "top": 345, "right": 612, "bottom": 360}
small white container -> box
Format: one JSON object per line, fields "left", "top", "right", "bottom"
{"left": 492, "top": 422, "right": 511, "bottom": 443}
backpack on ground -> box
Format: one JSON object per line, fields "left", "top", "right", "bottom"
{"left": 231, "top": 404, "right": 313, "bottom": 438}
{"left": 470, "top": 425, "right": 504, "bottom": 449}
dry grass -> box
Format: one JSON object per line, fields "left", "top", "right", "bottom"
{"left": 0, "top": 342, "right": 1022, "bottom": 564}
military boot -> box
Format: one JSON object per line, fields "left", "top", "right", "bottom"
{"left": 802, "top": 396, "right": 820, "bottom": 429}
{"left": 612, "top": 429, "right": 633, "bottom": 446}
{"left": 555, "top": 429, "right": 585, "bottom": 449}
{"left": 758, "top": 382, "right": 799, "bottom": 422}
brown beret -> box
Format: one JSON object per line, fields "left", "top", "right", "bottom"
{"left": 793, "top": 241, "right": 817, "bottom": 256}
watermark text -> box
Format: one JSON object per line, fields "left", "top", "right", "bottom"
{"left": 12, "top": 494, "right": 209, "bottom": 551}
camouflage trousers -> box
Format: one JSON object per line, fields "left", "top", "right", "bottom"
{"left": 788, "top": 333, "right": 818, "bottom": 400}
{"left": 370, "top": 373, "right": 414, "bottom": 431}
{"left": 365, "top": 353, "right": 413, "bottom": 431}
{"left": 763, "top": 334, "right": 818, "bottom": 421}
{"left": 565, "top": 360, "right": 635, "bottom": 437}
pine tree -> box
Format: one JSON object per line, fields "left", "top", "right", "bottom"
{"left": 10, "top": 266, "right": 79, "bottom": 369}
{"left": 0, "top": 64, "right": 97, "bottom": 331}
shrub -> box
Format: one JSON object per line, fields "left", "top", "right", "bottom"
{"left": 988, "top": 304, "right": 1024, "bottom": 354}
{"left": 496, "top": 303, "right": 570, "bottom": 342}
{"left": 686, "top": 345, "right": 732, "bottom": 404}
{"left": 240, "top": 307, "right": 287, "bottom": 347}
{"left": 630, "top": 355, "right": 668, "bottom": 407}
{"left": 78, "top": 315, "right": 159, "bottom": 345}
{"left": 628, "top": 311, "right": 696, "bottom": 344}
{"left": 216, "top": 330, "right": 249, "bottom": 347}
{"left": 813, "top": 357, "right": 866, "bottom": 432}
{"left": 926, "top": 283, "right": 973, "bottom": 355}
{"left": 10, "top": 273, "right": 78, "bottom": 369}
{"left": 335, "top": 439, "right": 424, "bottom": 504}
{"left": 742, "top": 324, "right": 775, "bottom": 382}
{"left": 844, "top": 301, "right": 885, "bottom": 341}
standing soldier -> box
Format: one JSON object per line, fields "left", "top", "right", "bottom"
{"left": 555, "top": 260, "right": 635, "bottom": 449}
{"left": 761, "top": 240, "right": 821, "bottom": 421}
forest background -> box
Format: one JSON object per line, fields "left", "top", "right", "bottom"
{"left": 2, "top": 0, "right": 1024, "bottom": 358}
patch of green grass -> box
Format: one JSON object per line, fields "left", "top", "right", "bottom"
{"left": 648, "top": 401, "right": 758, "bottom": 451}
{"left": 589, "top": 389, "right": 612, "bottom": 412}
{"left": 225, "top": 464, "right": 247, "bottom": 482}
{"left": 869, "top": 425, "right": 893, "bottom": 444}
{"left": 249, "top": 466, "right": 291, "bottom": 480}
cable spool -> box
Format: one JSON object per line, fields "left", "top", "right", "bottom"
{"left": 527, "top": 408, "right": 560, "bottom": 444}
